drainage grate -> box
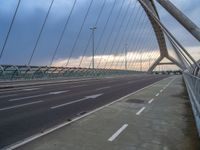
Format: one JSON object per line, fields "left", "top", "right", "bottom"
{"left": 126, "top": 99, "right": 145, "bottom": 104}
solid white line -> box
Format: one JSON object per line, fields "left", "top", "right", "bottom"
{"left": 0, "top": 78, "right": 94, "bottom": 89}
{"left": 8, "top": 90, "right": 69, "bottom": 101}
{"left": 136, "top": 107, "right": 146, "bottom": 115}
{"left": 4, "top": 77, "right": 171, "bottom": 150}
{"left": 49, "top": 90, "right": 69, "bottom": 95}
{"left": 108, "top": 124, "right": 128, "bottom": 142}
{"left": 8, "top": 93, "right": 49, "bottom": 102}
{"left": 0, "top": 101, "right": 43, "bottom": 111}
{"left": 0, "top": 94, "right": 18, "bottom": 98}
{"left": 0, "top": 79, "right": 94, "bottom": 94}
{"left": 148, "top": 98, "right": 154, "bottom": 104}
{"left": 51, "top": 93, "right": 103, "bottom": 109}
{"left": 51, "top": 98, "right": 85, "bottom": 109}
{"left": 23, "top": 88, "right": 40, "bottom": 91}
{"left": 0, "top": 82, "right": 71, "bottom": 94}
{"left": 70, "top": 85, "right": 86, "bottom": 88}
{"left": 96, "top": 86, "right": 111, "bottom": 91}
{"left": 156, "top": 93, "right": 159, "bottom": 97}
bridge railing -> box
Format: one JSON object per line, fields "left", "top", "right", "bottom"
{"left": 183, "top": 71, "right": 200, "bottom": 136}
{"left": 0, "top": 65, "right": 138, "bottom": 80}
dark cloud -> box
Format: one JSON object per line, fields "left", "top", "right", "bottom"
{"left": 1, "top": 0, "right": 197, "bottom": 66}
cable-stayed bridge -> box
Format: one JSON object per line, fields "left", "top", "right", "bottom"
{"left": 0, "top": 0, "right": 200, "bottom": 149}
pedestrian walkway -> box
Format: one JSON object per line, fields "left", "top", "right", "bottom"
{"left": 14, "top": 76, "right": 200, "bottom": 150}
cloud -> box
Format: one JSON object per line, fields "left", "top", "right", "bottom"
{"left": 0, "top": 0, "right": 199, "bottom": 70}
{"left": 53, "top": 50, "right": 160, "bottom": 71}
{"left": 0, "top": 0, "right": 92, "bottom": 21}
{"left": 155, "top": 0, "right": 200, "bottom": 50}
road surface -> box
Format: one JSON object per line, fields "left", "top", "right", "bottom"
{"left": 0, "top": 74, "right": 168, "bottom": 149}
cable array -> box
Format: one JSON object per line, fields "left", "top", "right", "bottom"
{"left": 0, "top": 0, "right": 177, "bottom": 72}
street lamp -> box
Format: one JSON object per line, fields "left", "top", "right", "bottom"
{"left": 140, "top": 52, "right": 142, "bottom": 72}
{"left": 124, "top": 43, "right": 128, "bottom": 70}
{"left": 90, "top": 26, "right": 97, "bottom": 70}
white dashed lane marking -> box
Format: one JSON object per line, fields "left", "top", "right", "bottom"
{"left": 108, "top": 124, "right": 128, "bottom": 142}
{"left": 136, "top": 107, "right": 146, "bottom": 115}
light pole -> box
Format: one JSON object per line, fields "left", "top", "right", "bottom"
{"left": 148, "top": 55, "right": 151, "bottom": 69}
{"left": 90, "top": 26, "right": 97, "bottom": 70}
{"left": 125, "top": 43, "right": 128, "bottom": 70}
{"left": 140, "top": 52, "right": 142, "bottom": 72}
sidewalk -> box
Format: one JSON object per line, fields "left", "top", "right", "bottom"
{"left": 14, "top": 76, "right": 200, "bottom": 150}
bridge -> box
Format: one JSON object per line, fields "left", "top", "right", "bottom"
{"left": 0, "top": 0, "right": 200, "bottom": 149}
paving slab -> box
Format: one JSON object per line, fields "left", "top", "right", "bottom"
{"left": 14, "top": 76, "right": 200, "bottom": 150}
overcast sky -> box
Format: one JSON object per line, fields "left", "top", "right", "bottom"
{"left": 155, "top": 0, "right": 200, "bottom": 45}
{"left": 0, "top": 0, "right": 199, "bottom": 68}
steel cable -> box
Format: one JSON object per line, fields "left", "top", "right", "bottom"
{"left": 114, "top": 9, "right": 145, "bottom": 69}
{"left": 0, "top": 0, "right": 21, "bottom": 60}
{"left": 111, "top": 3, "right": 142, "bottom": 69}
{"left": 129, "top": 22, "right": 152, "bottom": 70}
{"left": 28, "top": 0, "right": 55, "bottom": 65}
{"left": 50, "top": 0, "right": 78, "bottom": 66}
{"left": 108, "top": 0, "right": 138, "bottom": 69}
{"left": 78, "top": 0, "right": 107, "bottom": 68}
{"left": 87, "top": 0, "right": 119, "bottom": 69}
{"left": 125, "top": 12, "right": 147, "bottom": 69}
{"left": 96, "top": 0, "right": 127, "bottom": 68}
{"left": 102, "top": 1, "right": 133, "bottom": 69}
{"left": 64, "top": 0, "right": 94, "bottom": 67}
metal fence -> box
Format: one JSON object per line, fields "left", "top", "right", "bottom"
{"left": 183, "top": 71, "right": 200, "bottom": 136}
{"left": 0, "top": 65, "right": 138, "bottom": 80}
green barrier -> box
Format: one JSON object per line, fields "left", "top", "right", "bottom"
{"left": 0, "top": 65, "right": 140, "bottom": 81}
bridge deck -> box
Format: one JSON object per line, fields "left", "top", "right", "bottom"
{"left": 16, "top": 76, "right": 200, "bottom": 150}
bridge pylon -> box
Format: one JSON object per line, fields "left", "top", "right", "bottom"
{"left": 138, "top": 0, "right": 197, "bottom": 72}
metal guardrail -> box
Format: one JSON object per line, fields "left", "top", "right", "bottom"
{"left": 0, "top": 65, "right": 139, "bottom": 80}
{"left": 183, "top": 71, "right": 200, "bottom": 136}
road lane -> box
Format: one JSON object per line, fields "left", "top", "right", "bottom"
{"left": 0, "top": 101, "right": 43, "bottom": 111}
{"left": 8, "top": 90, "right": 70, "bottom": 102}
{"left": 51, "top": 93, "right": 103, "bottom": 109}
{"left": 0, "top": 79, "right": 140, "bottom": 109}
{"left": 0, "top": 74, "right": 168, "bottom": 149}
{"left": 0, "top": 75, "right": 134, "bottom": 91}
{"left": 0, "top": 75, "right": 148, "bottom": 106}
{"left": 0, "top": 75, "right": 165, "bottom": 112}
{"left": 0, "top": 75, "right": 133, "bottom": 95}
{"left": 0, "top": 77, "right": 97, "bottom": 89}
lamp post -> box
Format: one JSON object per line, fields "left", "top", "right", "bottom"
{"left": 125, "top": 43, "right": 128, "bottom": 70}
{"left": 90, "top": 27, "right": 97, "bottom": 70}
{"left": 148, "top": 55, "right": 151, "bottom": 69}
{"left": 140, "top": 52, "right": 142, "bottom": 72}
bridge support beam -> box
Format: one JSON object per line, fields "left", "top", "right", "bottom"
{"left": 138, "top": 0, "right": 168, "bottom": 57}
{"left": 167, "top": 55, "right": 184, "bottom": 69}
{"left": 148, "top": 55, "right": 183, "bottom": 73}
{"left": 155, "top": 0, "right": 200, "bottom": 41}
{"left": 138, "top": 0, "right": 184, "bottom": 72}
{"left": 169, "top": 39, "right": 188, "bottom": 69}
{"left": 148, "top": 56, "right": 162, "bottom": 72}
{"left": 139, "top": 0, "right": 199, "bottom": 73}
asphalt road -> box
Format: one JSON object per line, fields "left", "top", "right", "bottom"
{"left": 0, "top": 74, "right": 168, "bottom": 149}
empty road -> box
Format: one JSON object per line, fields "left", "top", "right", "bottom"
{"left": 0, "top": 74, "right": 168, "bottom": 149}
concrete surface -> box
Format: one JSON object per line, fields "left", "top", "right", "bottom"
{"left": 13, "top": 76, "right": 200, "bottom": 150}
